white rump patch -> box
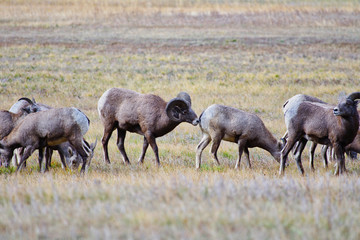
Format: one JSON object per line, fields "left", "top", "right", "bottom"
{"left": 97, "top": 89, "right": 110, "bottom": 117}
{"left": 71, "top": 108, "right": 89, "bottom": 136}
{"left": 200, "top": 104, "right": 218, "bottom": 132}
{"left": 283, "top": 95, "right": 306, "bottom": 129}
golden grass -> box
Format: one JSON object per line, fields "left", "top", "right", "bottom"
{"left": 1, "top": 0, "right": 360, "bottom": 239}
{"left": 1, "top": 0, "right": 360, "bottom": 27}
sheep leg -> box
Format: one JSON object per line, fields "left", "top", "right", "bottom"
{"left": 292, "top": 141, "right": 301, "bottom": 156}
{"left": 38, "top": 148, "right": 45, "bottom": 172}
{"left": 309, "top": 142, "right": 317, "bottom": 171}
{"left": 330, "top": 147, "right": 335, "bottom": 162}
{"left": 279, "top": 137, "right": 298, "bottom": 176}
{"left": 244, "top": 147, "right": 251, "bottom": 169}
{"left": 17, "top": 146, "right": 36, "bottom": 172}
{"left": 45, "top": 147, "right": 52, "bottom": 170}
{"left": 138, "top": 137, "right": 149, "bottom": 164}
{"left": 101, "top": 123, "right": 116, "bottom": 164}
{"left": 294, "top": 138, "right": 306, "bottom": 175}
{"left": 195, "top": 134, "right": 211, "bottom": 169}
{"left": 59, "top": 150, "right": 67, "bottom": 169}
{"left": 235, "top": 139, "right": 247, "bottom": 169}
{"left": 12, "top": 148, "right": 21, "bottom": 167}
{"left": 70, "top": 141, "right": 89, "bottom": 174}
{"left": 145, "top": 133, "right": 160, "bottom": 166}
{"left": 281, "top": 131, "right": 288, "bottom": 143}
{"left": 210, "top": 135, "right": 222, "bottom": 166}
{"left": 116, "top": 128, "right": 130, "bottom": 165}
{"left": 54, "top": 148, "right": 67, "bottom": 169}
{"left": 15, "top": 147, "right": 26, "bottom": 168}
{"left": 67, "top": 134, "right": 90, "bottom": 173}
{"left": 333, "top": 144, "right": 346, "bottom": 175}
{"left": 321, "top": 145, "right": 328, "bottom": 168}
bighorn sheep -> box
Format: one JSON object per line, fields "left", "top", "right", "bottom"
{"left": 0, "top": 107, "right": 95, "bottom": 173}
{"left": 279, "top": 92, "right": 360, "bottom": 176}
{"left": 97, "top": 88, "right": 199, "bottom": 166}
{"left": 0, "top": 98, "right": 39, "bottom": 140}
{"left": 196, "top": 104, "right": 284, "bottom": 169}
{"left": 0, "top": 98, "right": 40, "bottom": 167}
{"left": 283, "top": 94, "right": 359, "bottom": 171}
{"left": 282, "top": 94, "right": 328, "bottom": 170}
{"left": 305, "top": 110, "right": 360, "bottom": 169}
{"left": 8, "top": 98, "right": 87, "bottom": 170}
{"left": 346, "top": 125, "right": 360, "bottom": 154}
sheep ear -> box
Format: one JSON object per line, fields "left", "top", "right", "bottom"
{"left": 68, "top": 147, "right": 73, "bottom": 156}
{"left": 166, "top": 98, "right": 189, "bottom": 122}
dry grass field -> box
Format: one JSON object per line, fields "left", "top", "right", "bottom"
{"left": 1, "top": 0, "right": 360, "bottom": 239}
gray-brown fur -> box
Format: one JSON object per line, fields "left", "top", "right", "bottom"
{"left": 282, "top": 94, "right": 329, "bottom": 170}
{"left": 8, "top": 98, "right": 87, "bottom": 170}
{"left": 196, "top": 104, "right": 283, "bottom": 169}
{"left": 284, "top": 95, "right": 359, "bottom": 170}
{"left": 279, "top": 92, "right": 360, "bottom": 176}
{"left": 345, "top": 110, "right": 360, "bottom": 155}
{"left": 97, "top": 88, "right": 198, "bottom": 166}
{"left": 0, "top": 107, "right": 93, "bottom": 173}
{"left": 0, "top": 98, "right": 39, "bottom": 141}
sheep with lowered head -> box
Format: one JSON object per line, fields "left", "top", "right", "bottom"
{"left": 0, "top": 107, "right": 95, "bottom": 173}
{"left": 196, "top": 104, "right": 284, "bottom": 169}
{"left": 8, "top": 98, "right": 88, "bottom": 171}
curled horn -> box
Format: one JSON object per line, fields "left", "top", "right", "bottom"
{"left": 165, "top": 98, "right": 189, "bottom": 122}
{"left": 347, "top": 92, "right": 360, "bottom": 101}
{"left": 282, "top": 99, "right": 289, "bottom": 109}
{"left": 176, "top": 92, "right": 192, "bottom": 106}
{"left": 17, "top": 97, "right": 34, "bottom": 105}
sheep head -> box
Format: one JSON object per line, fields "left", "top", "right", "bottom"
{"left": 165, "top": 92, "right": 199, "bottom": 126}
{"left": 68, "top": 139, "right": 97, "bottom": 170}
{"left": 0, "top": 142, "right": 12, "bottom": 168}
{"left": 333, "top": 92, "right": 360, "bottom": 117}
{"left": 17, "top": 97, "right": 41, "bottom": 113}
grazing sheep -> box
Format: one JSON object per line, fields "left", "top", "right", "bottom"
{"left": 279, "top": 92, "right": 360, "bottom": 176}
{"left": 97, "top": 88, "right": 199, "bottom": 166}
{"left": 196, "top": 104, "right": 284, "bottom": 169}
{"left": 0, "top": 107, "right": 95, "bottom": 173}
{"left": 8, "top": 98, "right": 86, "bottom": 170}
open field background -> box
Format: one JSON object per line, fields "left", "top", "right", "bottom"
{"left": 1, "top": 0, "right": 360, "bottom": 239}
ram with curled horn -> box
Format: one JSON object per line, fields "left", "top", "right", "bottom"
{"left": 97, "top": 88, "right": 199, "bottom": 166}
